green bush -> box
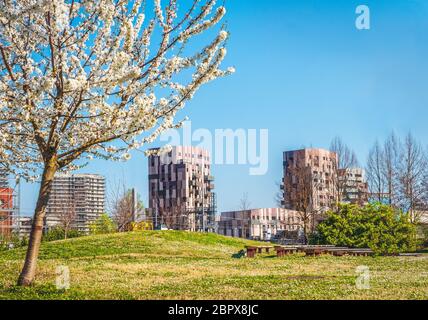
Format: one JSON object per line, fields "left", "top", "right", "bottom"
{"left": 89, "top": 214, "right": 117, "bottom": 235}
{"left": 419, "top": 224, "right": 428, "bottom": 248}
{"left": 43, "top": 227, "right": 83, "bottom": 242}
{"left": 0, "top": 233, "right": 28, "bottom": 251}
{"left": 316, "top": 203, "right": 417, "bottom": 254}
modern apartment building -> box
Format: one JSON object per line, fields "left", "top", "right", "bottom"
{"left": 148, "top": 146, "right": 216, "bottom": 232}
{"left": 338, "top": 168, "right": 369, "bottom": 205}
{"left": 45, "top": 174, "right": 105, "bottom": 233}
{"left": 218, "top": 208, "right": 302, "bottom": 241}
{"left": 282, "top": 148, "right": 338, "bottom": 213}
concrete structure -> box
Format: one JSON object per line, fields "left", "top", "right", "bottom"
{"left": 148, "top": 146, "right": 216, "bottom": 232}
{"left": 15, "top": 216, "right": 33, "bottom": 239}
{"left": 218, "top": 208, "right": 302, "bottom": 241}
{"left": 0, "top": 171, "right": 19, "bottom": 239}
{"left": 0, "top": 187, "right": 13, "bottom": 238}
{"left": 45, "top": 174, "right": 105, "bottom": 233}
{"left": 338, "top": 168, "right": 369, "bottom": 205}
{"left": 282, "top": 148, "right": 338, "bottom": 213}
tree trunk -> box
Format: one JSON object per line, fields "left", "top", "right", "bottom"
{"left": 17, "top": 158, "right": 58, "bottom": 286}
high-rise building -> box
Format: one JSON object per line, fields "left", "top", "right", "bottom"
{"left": 148, "top": 146, "right": 216, "bottom": 232}
{"left": 45, "top": 174, "right": 105, "bottom": 234}
{"left": 282, "top": 148, "right": 338, "bottom": 214}
{"left": 338, "top": 168, "right": 369, "bottom": 205}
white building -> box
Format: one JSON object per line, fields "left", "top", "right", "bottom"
{"left": 218, "top": 208, "right": 302, "bottom": 241}
{"left": 45, "top": 174, "right": 105, "bottom": 234}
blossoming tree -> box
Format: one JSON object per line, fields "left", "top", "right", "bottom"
{"left": 0, "top": 0, "right": 233, "bottom": 286}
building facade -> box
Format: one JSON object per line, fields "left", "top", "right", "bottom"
{"left": 282, "top": 148, "right": 338, "bottom": 213}
{"left": 338, "top": 168, "right": 369, "bottom": 205}
{"left": 218, "top": 208, "right": 302, "bottom": 241}
{"left": 0, "top": 187, "right": 13, "bottom": 238}
{"left": 148, "top": 146, "right": 216, "bottom": 232}
{"left": 45, "top": 174, "right": 105, "bottom": 233}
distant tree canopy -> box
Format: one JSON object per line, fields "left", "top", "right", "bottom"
{"left": 314, "top": 203, "right": 417, "bottom": 254}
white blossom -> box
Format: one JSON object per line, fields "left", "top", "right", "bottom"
{"left": 0, "top": 0, "right": 232, "bottom": 183}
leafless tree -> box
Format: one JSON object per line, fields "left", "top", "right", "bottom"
{"left": 330, "top": 136, "right": 359, "bottom": 202}
{"left": 239, "top": 192, "right": 251, "bottom": 211}
{"left": 56, "top": 199, "right": 76, "bottom": 239}
{"left": 330, "top": 136, "right": 359, "bottom": 170}
{"left": 382, "top": 132, "right": 400, "bottom": 206}
{"left": 160, "top": 203, "right": 189, "bottom": 230}
{"left": 283, "top": 164, "right": 323, "bottom": 244}
{"left": 366, "top": 140, "right": 385, "bottom": 202}
{"left": 397, "top": 133, "right": 428, "bottom": 223}
{"left": 109, "top": 182, "right": 144, "bottom": 232}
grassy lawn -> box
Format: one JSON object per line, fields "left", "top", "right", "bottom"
{"left": 0, "top": 231, "right": 427, "bottom": 300}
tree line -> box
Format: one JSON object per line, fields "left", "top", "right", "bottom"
{"left": 366, "top": 132, "right": 428, "bottom": 223}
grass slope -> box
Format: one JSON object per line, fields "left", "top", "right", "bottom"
{"left": 0, "top": 231, "right": 427, "bottom": 300}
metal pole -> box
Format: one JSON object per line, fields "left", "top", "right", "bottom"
{"left": 131, "top": 188, "right": 136, "bottom": 223}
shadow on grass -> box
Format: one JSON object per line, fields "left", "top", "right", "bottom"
{"left": 1, "top": 283, "right": 67, "bottom": 299}
{"left": 231, "top": 250, "right": 246, "bottom": 259}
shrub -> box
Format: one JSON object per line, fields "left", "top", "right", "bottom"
{"left": 0, "top": 233, "right": 28, "bottom": 251}
{"left": 89, "top": 214, "right": 117, "bottom": 235}
{"left": 316, "top": 203, "right": 417, "bottom": 254}
{"left": 43, "top": 227, "right": 83, "bottom": 242}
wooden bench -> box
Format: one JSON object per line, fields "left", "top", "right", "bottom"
{"left": 304, "top": 248, "right": 326, "bottom": 256}
{"left": 274, "top": 246, "right": 297, "bottom": 257}
{"left": 245, "top": 246, "right": 257, "bottom": 258}
{"left": 246, "top": 246, "right": 275, "bottom": 257}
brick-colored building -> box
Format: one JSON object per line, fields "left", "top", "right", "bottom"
{"left": 0, "top": 187, "right": 13, "bottom": 238}
{"left": 148, "top": 146, "right": 216, "bottom": 232}
{"left": 218, "top": 208, "right": 302, "bottom": 241}
{"left": 282, "top": 148, "right": 338, "bottom": 213}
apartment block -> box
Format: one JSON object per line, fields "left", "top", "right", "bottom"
{"left": 218, "top": 208, "right": 302, "bottom": 241}
{"left": 45, "top": 174, "right": 105, "bottom": 233}
{"left": 148, "top": 146, "right": 216, "bottom": 232}
{"left": 338, "top": 168, "right": 369, "bottom": 205}
{"left": 282, "top": 148, "right": 338, "bottom": 213}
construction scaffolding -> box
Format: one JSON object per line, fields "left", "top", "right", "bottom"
{"left": 0, "top": 172, "right": 21, "bottom": 239}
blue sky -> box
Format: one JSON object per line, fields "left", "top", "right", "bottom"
{"left": 20, "top": 0, "right": 428, "bottom": 215}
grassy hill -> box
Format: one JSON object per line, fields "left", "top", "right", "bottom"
{"left": 0, "top": 231, "right": 427, "bottom": 300}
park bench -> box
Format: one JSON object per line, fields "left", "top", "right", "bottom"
{"left": 274, "top": 246, "right": 298, "bottom": 257}
{"left": 245, "top": 245, "right": 275, "bottom": 257}
{"left": 245, "top": 246, "right": 257, "bottom": 258}
{"left": 257, "top": 246, "right": 274, "bottom": 254}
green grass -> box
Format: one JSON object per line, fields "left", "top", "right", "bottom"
{"left": 0, "top": 231, "right": 427, "bottom": 300}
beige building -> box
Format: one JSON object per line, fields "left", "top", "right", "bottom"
{"left": 338, "top": 168, "right": 368, "bottom": 205}
{"left": 148, "top": 146, "right": 216, "bottom": 232}
{"left": 282, "top": 148, "right": 338, "bottom": 213}
{"left": 218, "top": 208, "right": 302, "bottom": 241}
{"left": 45, "top": 174, "right": 105, "bottom": 233}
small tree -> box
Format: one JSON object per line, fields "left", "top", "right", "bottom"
{"left": 89, "top": 214, "right": 116, "bottom": 235}
{"left": 0, "top": 0, "right": 232, "bottom": 286}
{"left": 56, "top": 199, "right": 76, "bottom": 239}
{"left": 109, "top": 184, "right": 144, "bottom": 232}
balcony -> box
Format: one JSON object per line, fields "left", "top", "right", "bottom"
{"left": 205, "top": 175, "right": 215, "bottom": 182}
